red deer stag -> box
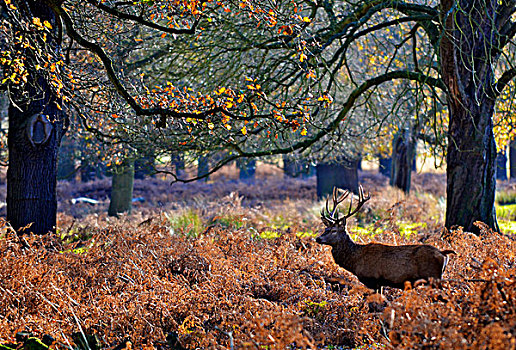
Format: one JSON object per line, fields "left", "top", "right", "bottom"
{"left": 316, "top": 186, "right": 455, "bottom": 290}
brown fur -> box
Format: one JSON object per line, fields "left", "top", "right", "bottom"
{"left": 317, "top": 225, "right": 455, "bottom": 290}
{"left": 317, "top": 187, "right": 455, "bottom": 290}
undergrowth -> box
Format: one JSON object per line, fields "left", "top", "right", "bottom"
{"left": 0, "top": 173, "right": 514, "bottom": 349}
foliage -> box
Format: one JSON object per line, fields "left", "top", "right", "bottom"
{"left": 1, "top": 173, "right": 515, "bottom": 348}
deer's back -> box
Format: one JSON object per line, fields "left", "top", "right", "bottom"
{"left": 351, "top": 243, "right": 446, "bottom": 289}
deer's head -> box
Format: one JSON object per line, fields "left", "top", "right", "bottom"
{"left": 316, "top": 185, "right": 370, "bottom": 246}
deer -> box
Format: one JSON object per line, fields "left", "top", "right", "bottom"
{"left": 316, "top": 186, "right": 455, "bottom": 290}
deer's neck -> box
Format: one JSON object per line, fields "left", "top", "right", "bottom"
{"left": 332, "top": 233, "right": 360, "bottom": 272}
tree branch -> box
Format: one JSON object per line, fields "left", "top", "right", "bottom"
{"left": 86, "top": 0, "right": 199, "bottom": 34}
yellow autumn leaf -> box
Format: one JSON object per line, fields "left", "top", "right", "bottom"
{"left": 300, "top": 128, "right": 307, "bottom": 136}
{"left": 300, "top": 53, "right": 307, "bottom": 62}
{"left": 33, "top": 17, "right": 42, "bottom": 27}
{"left": 241, "top": 126, "right": 247, "bottom": 135}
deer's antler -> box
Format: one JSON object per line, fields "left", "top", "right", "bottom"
{"left": 320, "top": 185, "right": 370, "bottom": 227}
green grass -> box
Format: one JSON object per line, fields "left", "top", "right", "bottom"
{"left": 498, "top": 220, "right": 516, "bottom": 234}
{"left": 496, "top": 203, "right": 516, "bottom": 221}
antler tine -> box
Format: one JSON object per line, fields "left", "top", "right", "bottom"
{"left": 332, "top": 188, "right": 351, "bottom": 218}
{"left": 344, "top": 184, "right": 371, "bottom": 219}
{"left": 321, "top": 187, "right": 359, "bottom": 226}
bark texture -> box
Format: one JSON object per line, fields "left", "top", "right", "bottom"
{"left": 6, "top": 1, "right": 65, "bottom": 234}
{"left": 440, "top": 0, "right": 499, "bottom": 232}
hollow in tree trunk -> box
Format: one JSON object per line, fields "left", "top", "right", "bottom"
{"left": 108, "top": 159, "right": 135, "bottom": 217}
{"left": 6, "top": 2, "right": 66, "bottom": 235}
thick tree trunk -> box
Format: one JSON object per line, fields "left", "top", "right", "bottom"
{"left": 441, "top": 0, "right": 499, "bottom": 233}
{"left": 445, "top": 105, "right": 498, "bottom": 232}
{"left": 108, "top": 159, "right": 135, "bottom": 217}
{"left": 390, "top": 131, "right": 417, "bottom": 194}
{"left": 6, "top": 2, "right": 65, "bottom": 234}
{"left": 316, "top": 158, "right": 359, "bottom": 198}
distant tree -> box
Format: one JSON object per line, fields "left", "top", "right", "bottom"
{"left": 108, "top": 158, "right": 135, "bottom": 217}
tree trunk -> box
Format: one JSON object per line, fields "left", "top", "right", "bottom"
{"left": 510, "top": 141, "right": 516, "bottom": 179}
{"left": 316, "top": 158, "right": 359, "bottom": 198}
{"left": 238, "top": 158, "right": 256, "bottom": 182}
{"left": 108, "top": 159, "right": 135, "bottom": 217}
{"left": 7, "top": 2, "right": 65, "bottom": 234}
{"left": 197, "top": 156, "right": 210, "bottom": 181}
{"left": 173, "top": 154, "right": 185, "bottom": 177}
{"left": 441, "top": 0, "right": 499, "bottom": 233}
{"left": 496, "top": 150, "right": 507, "bottom": 181}
{"left": 57, "top": 136, "right": 76, "bottom": 181}
{"left": 390, "top": 131, "right": 417, "bottom": 194}
{"left": 379, "top": 157, "right": 392, "bottom": 177}
{"left": 283, "top": 156, "right": 313, "bottom": 178}
{"left": 134, "top": 156, "right": 155, "bottom": 179}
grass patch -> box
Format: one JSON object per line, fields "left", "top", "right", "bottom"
{"left": 496, "top": 190, "right": 516, "bottom": 205}
{"left": 166, "top": 209, "right": 204, "bottom": 237}
{"left": 496, "top": 203, "right": 516, "bottom": 221}
{"left": 498, "top": 220, "right": 516, "bottom": 234}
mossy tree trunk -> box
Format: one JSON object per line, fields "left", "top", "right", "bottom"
{"left": 108, "top": 159, "right": 135, "bottom": 217}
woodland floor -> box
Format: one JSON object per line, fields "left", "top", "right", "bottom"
{"left": 0, "top": 167, "right": 515, "bottom": 349}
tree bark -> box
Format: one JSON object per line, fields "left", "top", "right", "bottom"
{"left": 440, "top": 0, "right": 500, "bottom": 233}
{"left": 108, "top": 159, "right": 135, "bottom": 217}
{"left": 316, "top": 158, "right": 359, "bottom": 198}
{"left": 6, "top": 2, "right": 66, "bottom": 234}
